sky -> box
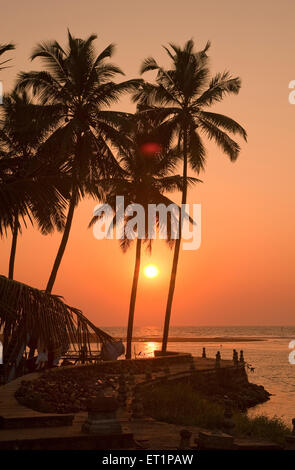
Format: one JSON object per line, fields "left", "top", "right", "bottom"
{"left": 0, "top": 0, "right": 294, "bottom": 327}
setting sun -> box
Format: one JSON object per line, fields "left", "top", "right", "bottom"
{"left": 144, "top": 264, "right": 159, "bottom": 279}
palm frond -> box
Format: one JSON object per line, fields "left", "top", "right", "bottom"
{"left": 0, "top": 43, "right": 15, "bottom": 70}
{"left": 198, "top": 117, "right": 241, "bottom": 161}
{"left": 198, "top": 111, "right": 247, "bottom": 141}
{"left": 140, "top": 57, "right": 159, "bottom": 74}
{"left": 0, "top": 276, "right": 114, "bottom": 377}
{"left": 196, "top": 72, "right": 241, "bottom": 106}
{"left": 188, "top": 129, "right": 206, "bottom": 172}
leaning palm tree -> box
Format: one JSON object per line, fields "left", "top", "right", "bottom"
{"left": 16, "top": 30, "right": 140, "bottom": 293}
{"left": 0, "top": 43, "right": 15, "bottom": 72}
{"left": 134, "top": 40, "right": 247, "bottom": 352}
{"left": 89, "top": 115, "right": 199, "bottom": 359}
{"left": 0, "top": 90, "right": 68, "bottom": 279}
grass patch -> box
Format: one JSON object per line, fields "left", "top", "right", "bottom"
{"left": 234, "top": 413, "right": 290, "bottom": 445}
{"left": 142, "top": 382, "right": 290, "bottom": 444}
{"left": 143, "top": 382, "right": 224, "bottom": 429}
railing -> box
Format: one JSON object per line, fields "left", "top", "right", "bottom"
{"left": 61, "top": 349, "right": 102, "bottom": 365}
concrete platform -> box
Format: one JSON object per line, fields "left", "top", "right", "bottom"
{"left": 0, "top": 372, "right": 74, "bottom": 429}
{"left": 0, "top": 357, "right": 269, "bottom": 450}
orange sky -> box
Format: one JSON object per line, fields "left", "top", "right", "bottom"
{"left": 0, "top": 0, "right": 294, "bottom": 326}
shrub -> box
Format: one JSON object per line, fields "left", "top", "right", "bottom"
{"left": 234, "top": 413, "right": 290, "bottom": 445}
{"left": 143, "top": 382, "right": 224, "bottom": 429}
{"left": 142, "top": 382, "right": 291, "bottom": 444}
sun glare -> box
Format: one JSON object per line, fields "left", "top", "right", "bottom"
{"left": 144, "top": 264, "right": 159, "bottom": 279}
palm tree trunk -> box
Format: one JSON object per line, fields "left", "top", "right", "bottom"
{"left": 162, "top": 129, "right": 188, "bottom": 353}
{"left": 46, "top": 189, "right": 76, "bottom": 294}
{"left": 126, "top": 238, "right": 142, "bottom": 359}
{"left": 8, "top": 214, "right": 18, "bottom": 280}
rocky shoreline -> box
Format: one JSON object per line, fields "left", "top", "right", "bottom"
{"left": 188, "top": 366, "right": 271, "bottom": 411}
{"left": 193, "top": 378, "right": 271, "bottom": 411}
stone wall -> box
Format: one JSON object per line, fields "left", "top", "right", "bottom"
{"left": 15, "top": 352, "right": 193, "bottom": 414}
{"left": 52, "top": 352, "right": 193, "bottom": 377}
{"left": 139, "top": 365, "right": 270, "bottom": 410}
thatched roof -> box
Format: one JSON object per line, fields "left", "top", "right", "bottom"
{"left": 0, "top": 275, "right": 114, "bottom": 368}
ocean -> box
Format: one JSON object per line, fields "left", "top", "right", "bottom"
{"left": 104, "top": 325, "right": 295, "bottom": 426}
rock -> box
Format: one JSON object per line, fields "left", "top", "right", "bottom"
{"left": 198, "top": 431, "right": 234, "bottom": 450}
{"left": 179, "top": 429, "right": 192, "bottom": 449}
{"left": 38, "top": 401, "right": 56, "bottom": 413}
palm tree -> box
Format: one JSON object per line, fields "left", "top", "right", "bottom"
{"left": 134, "top": 40, "right": 247, "bottom": 352}
{"left": 0, "top": 43, "right": 15, "bottom": 72}
{"left": 16, "top": 30, "right": 140, "bottom": 293}
{"left": 0, "top": 90, "right": 68, "bottom": 279}
{"left": 89, "top": 114, "right": 199, "bottom": 359}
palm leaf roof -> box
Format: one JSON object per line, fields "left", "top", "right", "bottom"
{"left": 0, "top": 275, "right": 114, "bottom": 367}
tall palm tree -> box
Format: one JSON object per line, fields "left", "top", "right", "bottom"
{"left": 0, "top": 43, "right": 15, "bottom": 72}
{"left": 16, "top": 30, "right": 140, "bottom": 293}
{"left": 89, "top": 115, "right": 199, "bottom": 359}
{"left": 134, "top": 40, "right": 247, "bottom": 352}
{"left": 0, "top": 151, "right": 70, "bottom": 368}
{"left": 0, "top": 90, "right": 67, "bottom": 279}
